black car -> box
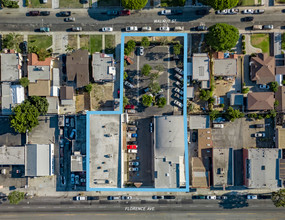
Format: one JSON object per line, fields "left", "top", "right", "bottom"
{"left": 22, "top": 41, "right": 28, "bottom": 54}
{"left": 87, "top": 196, "right": 99, "bottom": 200}
{"left": 192, "top": 195, "right": 206, "bottom": 199}
{"left": 171, "top": 9, "right": 183, "bottom": 15}
{"left": 29, "top": 11, "right": 40, "bottom": 16}
{"left": 192, "top": 132, "right": 197, "bottom": 142}
{"left": 59, "top": 11, "right": 71, "bottom": 17}
{"left": 254, "top": 124, "right": 264, "bottom": 128}
{"left": 107, "top": 10, "right": 118, "bottom": 16}
{"left": 242, "top": 16, "right": 254, "bottom": 22}
{"left": 196, "top": 25, "right": 207, "bottom": 31}
{"left": 128, "top": 141, "right": 137, "bottom": 145}
{"left": 40, "top": 11, "right": 50, "bottom": 16}
{"left": 196, "top": 10, "right": 209, "bottom": 15}
{"left": 164, "top": 196, "right": 175, "bottom": 199}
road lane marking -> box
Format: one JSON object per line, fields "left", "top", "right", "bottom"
{"left": 167, "top": 46, "right": 170, "bottom": 105}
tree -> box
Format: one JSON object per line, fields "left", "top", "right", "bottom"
{"left": 225, "top": 107, "right": 244, "bottom": 122}
{"left": 8, "top": 191, "right": 25, "bottom": 204}
{"left": 19, "top": 77, "right": 29, "bottom": 88}
{"left": 270, "top": 81, "right": 279, "bottom": 93}
{"left": 199, "top": 0, "right": 239, "bottom": 10}
{"left": 141, "top": 64, "right": 152, "bottom": 76}
{"left": 2, "top": 33, "right": 21, "bottom": 50}
{"left": 85, "top": 84, "right": 93, "bottom": 94}
{"left": 124, "top": 71, "right": 128, "bottom": 80}
{"left": 282, "top": 80, "right": 285, "bottom": 85}
{"left": 150, "top": 73, "right": 159, "bottom": 81}
{"left": 29, "top": 96, "right": 49, "bottom": 116}
{"left": 157, "top": 97, "right": 166, "bottom": 108}
{"left": 124, "top": 40, "right": 136, "bottom": 55}
{"left": 123, "top": 96, "right": 129, "bottom": 108}
{"left": 142, "top": 94, "right": 153, "bottom": 107}
{"left": 173, "top": 43, "right": 182, "bottom": 55}
{"left": 149, "top": 82, "right": 161, "bottom": 94}
{"left": 10, "top": 101, "right": 40, "bottom": 133}
{"left": 272, "top": 189, "right": 285, "bottom": 207}
{"left": 122, "top": 0, "right": 148, "bottom": 10}
{"left": 141, "top": 37, "right": 150, "bottom": 48}
{"left": 199, "top": 89, "right": 212, "bottom": 101}
{"left": 209, "top": 109, "right": 219, "bottom": 120}
{"left": 65, "top": 44, "right": 75, "bottom": 52}
{"left": 205, "top": 23, "right": 239, "bottom": 51}
{"left": 274, "top": 100, "right": 279, "bottom": 107}
{"left": 242, "top": 87, "right": 250, "bottom": 94}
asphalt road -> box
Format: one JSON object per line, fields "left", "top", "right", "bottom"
{"left": 1, "top": 8, "right": 285, "bottom": 32}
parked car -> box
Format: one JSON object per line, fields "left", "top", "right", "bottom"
{"left": 107, "top": 196, "right": 120, "bottom": 200}
{"left": 159, "top": 26, "right": 170, "bottom": 31}
{"left": 227, "top": 9, "right": 238, "bottom": 14}
{"left": 128, "top": 149, "right": 138, "bottom": 154}
{"left": 192, "top": 195, "right": 206, "bottom": 199}
{"left": 252, "top": 25, "right": 263, "bottom": 30}
{"left": 125, "top": 104, "right": 135, "bottom": 109}
{"left": 75, "top": 196, "right": 86, "bottom": 200}
{"left": 69, "top": 129, "right": 76, "bottom": 139}
{"left": 58, "top": 11, "right": 71, "bottom": 17}
{"left": 121, "top": 196, "right": 132, "bottom": 200}
{"left": 87, "top": 196, "right": 99, "bottom": 200}
{"left": 192, "top": 132, "right": 197, "bottom": 142}
{"left": 213, "top": 123, "right": 224, "bottom": 129}
{"left": 65, "top": 117, "right": 70, "bottom": 126}
{"left": 206, "top": 196, "right": 216, "bottom": 200}
{"left": 253, "top": 9, "right": 264, "bottom": 14}
{"left": 255, "top": 132, "right": 265, "bottom": 137}
{"left": 126, "top": 109, "right": 136, "bottom": 114}
{"left": 61, "top": 176, "right": 66, "bottom": 185}
{"left": 174, "top": 26, "right": 184, "bottom": 31}
{"left": 160, "top": 10, "right": 171, "bottom": 15}
{"left": 174, "top": 67, "right": 183, "bottom": 75}
{"left": 64, "top": 17, "right": 75, "bottom": 22}
{"left": 174, "top": 93, "right": 183, "bottom": 101}
{"left": 127, "top": 145, "right": 138, "bottom": 149}
{"left": 128, "top": 127, "right": 137, "bottom": 132}
{"left": 129, "top": 167, "right": 139, "bottom": 172}
{"left": 254, "top": 124, "right": 264, "bottom": 128}
{"left": 215, "top": 10, "right": 227, "bottom": 15}
{"left": 40, "top": 11, "right": 50, "bottom": 16}
{"left": 107, "top": 10, "right": 118, "bottom": 16}
{"left": 174, "top": 100, "right": 183, "bottom": 108}
{"left": 142, "top": 26, "right": 151, "bottom": 31}
{"left": 259, "top": 84, "right": 269, "bottom": 89}
{"left": 126, "top": 26, "right": 138, "bottom": 32}
{"left": 119, "top": 10, "right": 130, "bottom": 16}
{"left": 29, "top": 11, "right": 40, "bottom": 16}
{"left": 128, "top": 141, "right": 137, "bottom": 145}
{"left": 247, "top": 195, "right": 258, "bottom": 199}
{"left": 75, "top": 175, "right": 80, "bottom": 185}
{"left": 174, "top": 74, "right": 183, "bottom": 81}
{"left": 175, "top": 81, "right": 183, "bottom": 88}
{"left": 242, "top": 9, "right": 254, "bottom": 14}
{"left": 128, "top": 121, "right": 137, "bottom": 126}
{"left": 124, "top": 81, "right": 134, "bottom": 89}
{"left": 195, "top": 25, "right": 207, "bottom": 31}
{"left": 258, "top": 194, "right": 271, "bottom": 199}
{"left": 131, "top": 133, "right": 138, "bottom": 138}
{"left": 39, "top": 27, "right": 50, "bottom": 32}
{"left": 164, "top": 196, "right": 175, "bottom": 199}
{"left": 129, "top": 161, "right": 139, "bottom": 166}
{"left": 263, "top": 25, "right": 273, "bottom": 30}
{"left": 241, "top": 16, "right": 254, "bottom": 22}
{"left": 72, "top": 27, "right": 82, "bottom": 32}
{"left": 152, "top": 196, "right": 164, "bottom": 199}
{"left": 71, "top": 174, "right": 75, "bottom": 184}
{"left": 138, "top": 46, "right": 144, "bottom": 56}
{"left": 174, "top": 87, "right": 183, "bottom": 96}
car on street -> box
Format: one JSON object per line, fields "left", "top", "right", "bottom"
{"left": 75, "top": 175, "right": 80, "bottom": 185}
{"left": 125, "top": 104, "right": 135, "bottom": 109}
{"left": 174, "top": 93, "right": 183, "bottom": 101}
{"left": 40, "top": 11, "right": 50, "bottom": 16}
{"left": 192, "top": 195, "right": 206, "bottom": 199}
{"left": 172, "top": 9, "right": 183, "bottom": 15}
{"left": 128, "top": 121, "right": 137, "bottom": 126}
{"left": 263, "top": 25, "right": 273, "bottom": 30}
{"left": 206, "top": 196, "right": 216, "bottom": 200}
{"left": 64, "top": 17, "right": 75, "bottom": 22}
{"left": 128, "top": 149, "right": 138, "bottom": 154}
{"left": 152, "top": 196, "right": 164, "bottom": 199}
{"left": 29, "top": 11, "right": 40, "bottom": 16}
{"left": 259, "top": 84, "right": 269, "bottom": 89}
{"left": 192, "top": 132, "right": 197, "bottom": 142}
{"left": 128, "top": 127, "right": 137, "bottom": 132}
{"left": 107, "top": 196, "right": 120, "bottom": 200}
{"left": 254, "top": 9, "right": 264, "bottom": 14}
{"left": 107, "top": 10, "right": 118, "bottom": 16}
{"left": 127, "top": 145, "right": 138, "bottom": 149}
{"left": 142, "top": 26, "right": 152, "bottom": 31}
{"left": 126, "top": 26, "right": 138, "bottom": 32}
{"left": 87, "top": 196, "right": 99, "bottom": 200}
{"left": 138, "top": 46, "right": 144, "bottom": 56}
{"left": 174, "top": 87, "right": 183, "bottom": 96}
{"left": 128, "top": 141, "right": 137, "bottom": 145}
{"left": 69, "top": 128, "right": 76, "bottom": 139}
{"left": 215, "top": 10, "right": 227, "bottom": 15}
{"left": 71, "top": 174, "right": 75, "bottom": 184}
{"left": 254, "top": 124, "right": 264, "bottom": 128}
{"left": 196, "top": 9, "right": 208, "bottom": 15}
{"left": 129, "top": 161, "right": 139, "bottom": 166}
{"left": 119, "top": 10, "right": 131, "bottom": 16}
{"left": 39, "top": 27, "right": 50, "bottom": 32}
{"left": 121, "top": 196, "right": 132, "bottom": 200}
{"left": 174, "top": 100, "right": 183, "bottom": 108}
{"left": 124, "top": 81, "right": 134, "bottom": 89}
{"left": 129, "top": 167, "right": 139, "bottom": 172}
{"left": 159, "top": 26, "right": 170, "bottom": 31}
{"left": 74, "top": 196, "right": 86, "bottom": 200}
{"left": 174, "top": 26, "right": 184, "bottom": 31}
{"left": 255, "top": 132, "right": 265, "bottom": 137}
{"left": 247, "top": 195, "right": 258, "bottom": 199}
{"left": 164, "top": 196, "right": 175, "bottom": 199}
{"left": 131, "top": 133, "right": 138, "bottom": 138}
{"left": 160, "top": 10, "right": 172, "bottom": 15}
{"left": 241, "top": 16, "right": 254, "bottom": 22}
{"left": 72, "top": 27, "right": 82, "bottom": 32}
{"left": 59, "top": 11, "right": 71, "bottom": 17}
{"left": 195, "top": 25, "right": 207, "bottom": 31}
{"left": 101, "top": 27, "right": 113, "bottom": 32}
{"left": 242, "top": 9, "right": 254, "bottom": 14}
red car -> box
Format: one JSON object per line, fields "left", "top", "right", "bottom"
{"left": 127, "top": 145, "right": 137, "bottom": 149}
{"left": 117, "top": 89, "right": 120, "bottom": 98}
{"left": 119, "top": 10, "right": 130, "bottom": 16}
{"left": 125, "top": 104, "right": 134, "bottom": 109}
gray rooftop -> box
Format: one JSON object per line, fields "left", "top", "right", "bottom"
{"left": 25, "top": 144, "right": 54, "bottom": 176}
{"left": 154, "top": 115, "right": 185, "bottom": 188}
{"left": 1, "top": 83, "right": 24, "bottom": 115}
{"left": 212, "top": 148, "right": 233, "bottom": 187}
{"left": 0, "top": 117, "right": 25, "bottom": 146}
{"left": 92, "top": 53, "right": 116, "bottom": 82}
{"left": 28, "top": 65, "right": 50, "bottom": 83}
{"left": 0, "top": 53, "right": 21, "bottom": 82}
{"left": 246, "top": 148, "right": 280, "bottom": 189}
{"left": 46, "top": 97, "right": 59, "bottom": 114}
{"left": 230, "top": 93, "right": 244, "bottom": 106}
{"left": 89, "top": 114, "right": 120, "bottom": 189}
{"left": 187, "top": 87, "right": 194, "bottom": 99}
{"left": 0, "top": 145, "right": 25, "bottom": 165}
{"left": 71, "top": 153, "right": 85, "bottom": 172}
{"left": 189, "top": 115, "right": 210, "bottom": 129}
{"left": 52, "top": 68, "right": 60, "bottom": 87}
{"left": 214, "top": 59, "right": 237, "bottom": 76}
{"left": 192, "top": 53, "right": 210, "bottom": 81}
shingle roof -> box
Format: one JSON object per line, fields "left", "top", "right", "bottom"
{"left": 250, "top": 53, "right": 275, "bottom": 84}
{"left": 247, "top": 92, "right": 274, "bottom": 111}
{"left": 275, "top": 86, "right": 285, "bottom": 112}
{"left": 60, "top": 86, "right": 73, "bottom": 100}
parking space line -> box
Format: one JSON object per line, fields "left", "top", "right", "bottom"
{"left": 167, "top": 46, "right": 170, "bottom": 105}
{"left": 137, "top": 50, "right": 140, "bottom": 103}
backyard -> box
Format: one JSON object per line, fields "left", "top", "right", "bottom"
{"left": 29, "top": 0, "right": 52, "bottom": 8}
{"left": 250, "top": 34, "right": 270, "bottom": 54}
{"left": 59, "top": 0, "right": 83, "bottom": 8}
{"left": 28, "top": 35, "right": 52, "bottom": 50}
{"left": 90, "top": 35, "right": 102, "bottom": 54}
{"left": 90, "top": 83, "right": 114, "bottom": 111}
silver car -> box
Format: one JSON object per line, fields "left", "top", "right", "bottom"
{"left": 159, "top": 26, "right": 170, "bottom": 31}
{"left": 174, "top": 100, "right": 183, "bottom": 108}
{"left": 102, "top": 27, "right": 113, "bottom": 32}
{"left": 142, "top": 26, "right": 151, "bottom": 31}
{"left": 72, "top": 27, "right": 82, "bottom": 32}
{"left": 126, "top": 26, "right": 138, "bottom": 32}
{"left": 139, "top": 46, "right": 144, "bottom": 56}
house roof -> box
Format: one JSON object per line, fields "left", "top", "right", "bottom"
{"left": 230, "top": 93, "right": 244, "bottom": 106}
{"left": 276, "top": 127, "right": 285, "bottom": 149}
{"left": 28, "top": 80, "right": 50, "bottom": 97}
{"left": 250, "top": 53, "right": 275, "bottom": 84}
{"left": 189, "top": 115, "right": 210, "bottom": 129}
{"left": 275, "top": 86, "right": 285, "bottom": 112}
{"left": 192, "top": 53, "right": 210, "bottom": 81}
{"left": 60, "top": 86, "right": 73, "bottom": 100}
{"left": 28, "top": 65, "right": 51, "bottom": 83}
{"left": 191, "top": 157, "right": 209, "bottom": 188}
{"left": 0, "top": 53, "right": 21, "bottom": 82}
{"left": 92, "top": 53, "right": 116, "bottom": 82}
{"left": 46, "top": 97, "right": 59, "bottom": 114}
{"left": 214, "top": 59, "right": 237, "bottom": 76}
{"left": 0, "top": 145, "right": 25, "bottom": 165}
{"left": 198, "top": 129, "right": 212, "bottom": 158}
{"left": 187, "top": 87, "right": 194, "bottom": 99}
{"left": 247, "top": 92, "right": 274, "bottom": 111}
{"left": 27, "top": 53, "right": 53, "bottom": 66}
{"left": 66, "top": 50, "right": 89, "bottom": 88}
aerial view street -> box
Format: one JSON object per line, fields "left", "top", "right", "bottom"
{"left": 1, "top": 0, "right": 285, "bottom": 219}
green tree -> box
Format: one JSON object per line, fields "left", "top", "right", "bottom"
{"left": 149, "top": 82, "right": 161, "bottom": 94}
{"left": 85, "top": 84, "right": 93, "bottom": 94}
{"left": 225, "top": 107, "right": 244, "bottom": 122}
{"left": 141, "top": 37, "right": 150, "bottom": 48}
{"left": 142, "top": 94, "right": 153, "bottom": 107}
{"left": 19, "top": 77, "right": 29, "bottom": 88}
{"left": 282, "top": 80, "right": 285, "bottom": 85}
{"left": 209, "top": 109, "right": 219, "bottom": 120}
{"left": 126, "top": 40, "right": 136, "bottom": 51}
{"left": 199, "top": 89, "right": 212, "bottom": 101}
{"left": 173, "top": 43, "right": 182, "bottom": 55}
{"left": 123, "top": 96, "right": 129, "bottom": 108}
{"left": 199, "top": 0, "right": 239, "bottom": 10}
{"left": 274, "top": 100, "right": 279, "bottom": 107}
{"left": 29, "top": 96, "right": 49, "bottom": 116}
{"left": 124, "top": 71, "right": 128, "bottom": 80}
{"left": 2, "top": 33, "right": 21, "bottom": 51}
{"left": 157, "top": 97, "right": 166, "bottom": 108}
{"left": 150, "top": 73, "right": 159, "bottom": 81}
{"left": 8, "top": 191, "right": 25, "bottom": 205}
{"left": 272, "top": 189, "right": 285, "bottom": 207}
{"left": 270, "top": 109, "right": 277, "bottom": 118}
{"left": 122, "top": 0, "right": 148, "bottom": 10}
{"left": 65, "top": 44, "right": 75, "bottom": 52}
{"left": 10, "top": 101, "right": 40, "bottom": 133}
{"left": 270, "top": 81, "right": 279, "bottom": 93}
{"left": 141, "top": 64, "right": 152, "bottom": 76}
{"left": 242, "top": 87, "right": 250, "bottom": 94}
{"left": 205, "top": 23, "right": 239, "bottom": 51}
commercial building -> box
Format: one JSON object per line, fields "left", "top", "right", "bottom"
{"left": 92, "top": 53, "right": 116, "bottom": 82}
{"left": 0, "top": 53, "right": 22, "bottom": 82}
{"left": 189, "top": 115, "right": 210, "bottom": 129}
{"left": 191, "top": 157, "right": 210, "bottom": 188}
{"left": 191, "top": 53, "right": 210, "bottom": 89}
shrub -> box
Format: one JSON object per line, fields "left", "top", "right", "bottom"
{"left": 19, "top": 77, "right": 29, "bottom": 88}
{"left": 242, "top": 35, "right": 245, "bottom": 40}
{"left": 141, "top": 64, "right": 152, "bottom": 76}
{"left": 85, "top": 84, "right": 93, "bottom": 93}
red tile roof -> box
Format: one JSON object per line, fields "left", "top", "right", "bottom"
{"left": 28, "top": 53, "right": 53, "bottom": 66}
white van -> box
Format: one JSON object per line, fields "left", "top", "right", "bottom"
{"left": 213, "top": 124, "right": 224, "bottom": 129}
{"left": 128, "top": 149, "right": 138, "bottom": 154}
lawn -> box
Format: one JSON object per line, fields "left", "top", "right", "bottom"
{"left": 105, "top": 35, "right": 115, "bottom": 57}
{"left": 28, "top": 35, "right": 52, "bottom": 50}
{"left": 251, "top": 34, "right": 270, "bottom": 54}
{"left": 90, "top": 35, "right": 102, "bottom": 54}
{"left": 97, "top": 0, "right": 120, "bottom": 6}
{"left": 59, "top": 0, "right": 83, "bottom": 8}
{"left": 68, "top": 35, "right": 78, "bottom": 49}
{"left": 29, "top": 0, "right": 52, "bottom": 8}
{"left": 80, "top": 35, "right": 89, "bottom": 50}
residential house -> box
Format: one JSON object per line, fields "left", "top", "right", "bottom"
{"left": 1, "top": 83, "right": 24, "bottom": 115}
{"left": 66, "top": 49, "right": 89, "bottom": 88}
{"left": 60, "top": 86, "right": 74, "bottom": 106}
{"left": 250, "top": 53, "right": 275, "bottom": 85}
{"left": 230, "top": 93, "right": 244, "bottom": 106}
{"left": 192, "top": 53, "right": 210, "bottom": 89}
{"left": 247, "top": 92, "right": 274, "bottom": 111}
{"left": 92, "top": 53, "right": 116, "bottom": 82}
{"left": 0, "top": 53, "right": 22, "bottom": 82}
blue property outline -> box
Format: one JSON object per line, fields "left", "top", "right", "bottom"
{"left": 86, "top": 32, "right": 189, "bottom": 192}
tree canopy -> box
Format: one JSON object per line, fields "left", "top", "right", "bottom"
{"left": 272, "top": 189, "right": 285, "bottom": 207}
{"left": 270, "top": 81, "right": 279, "bottom": 93}
{"left": 157, "top": 97, "right": 166, "bottom": 108}
{"left": 124, "top": 40, "right": 136, "bottom": 55}
{"left": 8, "top": 191, "right": 25, "bottom": 204}
{"left": 225, "top": 107, "right": 244, "bottom": 122}
{"left": 29, "top": 96, "right": 49, "bottom": 116}
{"left": 141, "top": 64, "right": 152, "bottom": 76}
{"left": 141, "top": 37, "right": 150, "bottom": 48}
{"left": 149, "top": 82, "right": 161, "bottom": 94}
{"left": 200, "top": 0, "right": 239, "bottom": 10}
{"left": 122, "top": 0, "right": 148, "bottom": 10}
{"left": 19, "top": 77, "right": 29, "bottom": 88}
{"left": 205, "top": 23, "right": 239, "bottom": 51}
{"left": 85, "top": 84, "right": 93, "bottom": 94}
{"left": 173, "top": 43, "right": 182, "bottom": 55}
{"left": 142, "top": 94, "right": 153, "bottom": 107}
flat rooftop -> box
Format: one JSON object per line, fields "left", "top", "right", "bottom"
{"left": 0, "top": 117, "right": 25, "bottom": 146}
{"left": 189, "top": 115, "right": 210, "bottom": 129}
{"left": 0, "top": 145, "right": 25, "bottom": 165}
{"left": 214, "top": 59, "right": 237, "bottom": 76}
{"left": 89, "top": 114, "right": 120, "bottom": 188}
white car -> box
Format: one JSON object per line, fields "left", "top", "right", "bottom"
{"left": 129, "top": 162, "right": 139, "bottom": 166}
{"left": 247, "top": 195, "right": 257, "bottom": 200}
{"left": 206, "top": 196, "right": 216, "bottom": 200}
{"left": 142, "top": 26, "right": 151, "bottom": 31}
{"left": 129, "top": 167, "right": 139, "bottom": 171}
{"left": 174, "top": 100, "right": 183, "bottom": 108}
{"left": 255, "top": 133, "right": 265, "bottom": 137}
{"left": 139, "top": 46, "right": 144, "bottom": 56}
{"left": 126, "top": 26, "right": 138, "bottom": 32}
{"left": 160, "top": 10, "right": 171, "bottom": 15}
{"left": 227, "top": 9, "right": 238, "bottom": 14}
{"left": 259, "top": 84, "right": 269, "bottom": 89}
{"left": 242, "top": 9, "right": 254, "bottom": 14}
{"left": 216, "top": 10, "right": 227, "bottom": 15}
{"left": 174, "top": 87, "right": 183, "bottom": 96}
{"left": 75, "top": 196, "right": 86, "bottom": 200}
{"left": 159, "top": 26, "right": 170, "bottom": 31}
{"left": 102, "top": 27, "right": 113, "bottom": 32}
{"left": 174, "top": 93, "right": 183, "bottom": 101}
